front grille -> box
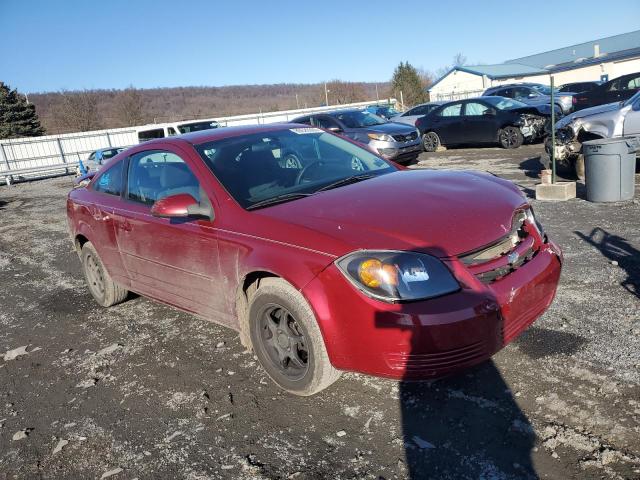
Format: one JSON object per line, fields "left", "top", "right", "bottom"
{"left": 385, "top": 341, "right": 486, "bottom": 373}
{"left": 392, "top": 131, "right": 418, "bottom": 142}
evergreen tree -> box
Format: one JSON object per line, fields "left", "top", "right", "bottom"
{"left": 0, "top": 82, "right": 45, "bottom": 139}
{"left": 390, "top": 62, "right": 428, "bottom": 107}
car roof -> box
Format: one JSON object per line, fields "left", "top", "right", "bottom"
{"left": 141, "top": 123, "right": 313, "bottom": 147}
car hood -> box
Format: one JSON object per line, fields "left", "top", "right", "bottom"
{"left": 362, "top": 122, "right": 417, "bottom": 134}
{"left": 510, "top": 106, "right": 550, "bottom": 117}
{"left": 257, "top": 170, "right": 527, "bottom": 258}
{"left": 556, "top": 102, "right": 621, "bottom": 129}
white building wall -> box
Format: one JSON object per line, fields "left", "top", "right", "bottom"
{"left": 429, "top": 70, "right": 486, "bottom": 100}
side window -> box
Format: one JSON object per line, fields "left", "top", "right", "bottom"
{"left": 439, "top": 103, "right": 462, "bottom": 117}
{"left": 512, "top": 87, "right": 530, "bottom": 100}
{"left": 314, "top": 116, "right": 340, "bottom": 129}
{"left": 88, "top": 152, "right": 96, "bottom": 161}
{"left": 607, "top": 79, "right": 620, "bottom": 92}
{"left": 138, "top": 128, "right": 165, "bottom": 143}
{"left": 93, "top": 161, "right": 124, "bottom": 196}
{"left": 127, "top": 150, "right": 201, "bottom": 206}
{"left": 623, "top": 76, "right": 640, "bottom": 90}
{"left": 499, "top": 88, "right": 513, "bottom": 98}
{"left": 167, "top": 127, "right": 178, "bottom": 136}
{"left": 294, "top": 116, "right": 311, "bottom": 125}
{"left": 464, "top": 102, "right": 490, "bottom": 116}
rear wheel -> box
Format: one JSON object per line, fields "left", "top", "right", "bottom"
{"left": 499, "top": 126, "right": 523, "bottom": 149}
{"left": 81, "top": 242, "right": 128, "bottom": 307}
{"left": 422, "top": 132, "right": 440, "bottom": 152}
{"left": 248, "top": 278, "right": 340, "bottom": 396}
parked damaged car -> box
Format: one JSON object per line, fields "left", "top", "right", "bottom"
{"left": 67, "top": 124, "right": 562, "bottom": 395}
{"left": 415, "top": 97, "right": 550, "bottom": 151}
{"left": 546, "top": 90, "right": 640, "bottom": 178}
{"left": 292, "top": 109, "right": 422, "bottom": 163}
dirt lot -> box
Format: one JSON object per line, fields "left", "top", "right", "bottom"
{"left": 1, "top": 144, "right": 639, "bottom": 480}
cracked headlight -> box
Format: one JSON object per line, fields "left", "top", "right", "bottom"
{"left": 336, "top": 250, "right": 460, "bottom": 302}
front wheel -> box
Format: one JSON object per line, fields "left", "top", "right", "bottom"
{"left": 248, "top": 278, "right": 340, "bottom": 396}
{"left": 422, "top": 132, "right": 441, "bottom": 152}
{"left": 499, "top": 127, "right": 524, "bottom": 149}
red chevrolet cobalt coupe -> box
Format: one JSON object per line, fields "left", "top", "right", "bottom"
{"left": 67, "top": 124, "right": 561, "bottom": 395}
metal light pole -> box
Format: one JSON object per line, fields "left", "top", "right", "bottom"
{"left": 550, "top": 76, "right": 556, "bottom": 184}
{"left": 324, "top": 83, "right": 329, "bottom": 106}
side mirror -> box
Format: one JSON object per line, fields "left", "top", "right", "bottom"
{"left": 327, "top": 126, "right": 343, "bottom": 133}
{"left": 151, "top": 193, "right": 213, "bottom": 220}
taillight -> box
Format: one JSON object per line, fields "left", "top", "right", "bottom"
{"left": 572, "top": 97, "right": 577, "bottom": 105}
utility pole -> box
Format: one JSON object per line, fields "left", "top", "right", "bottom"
{"left": 295, "top": 93, "right": 300, "bottom": 109}
{"left": 324, "top": 83, "right": 329, "bottom": 106}
{"left": 375, "top": 84, "right": 379, "bottom": 102}
{"left": 400, "top": 90, "right": 404, "bottom": 110}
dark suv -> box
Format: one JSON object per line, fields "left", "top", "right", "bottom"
{"left": 572, "top": 72, "right": 640, "bottom": 111}
{"left": 292, "top": 109, "right": 422, "bottom": 163}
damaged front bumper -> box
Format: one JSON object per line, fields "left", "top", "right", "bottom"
{"left": 519, "top": 114, "right": 547, "bottom": 141}
{"left": 544, "top": 127, "right": 581, "bottom": 161}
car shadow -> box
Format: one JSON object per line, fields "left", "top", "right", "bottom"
{"left": 519, "top": 155, "right": 546, "bottom": 180}
{"left": 373, "top": 246, "right": 538, "bottom": 479}
{"left": 575, "top": 227, "right": 639, "bottom": 298}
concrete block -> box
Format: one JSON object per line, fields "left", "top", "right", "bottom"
{"left": 535, "top": 181, "right": 577, "bottom": 201}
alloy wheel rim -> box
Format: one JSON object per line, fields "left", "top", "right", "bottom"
{"left": 260, "top": 305, "right": 309, "bottom": 380}
{"left": 424, "top": 133, "right": 437, "bottom": 150}
{"left": 502, "top": 129, "right": 517, "bottom": 147}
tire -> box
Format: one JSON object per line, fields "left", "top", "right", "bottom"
{"left": 248, "top": 278, "right": 340, "bottom": 396}
{"left": 422, "top": 131, "right": 440, "bottom": 152}
{"left": 499, "top": 126, "right": 524, "bottom": 149}
{"left": 574, "top": 154, "right": 585, "bottom": 181}
{"left": 81, "top": 242, "right": 128, "bottom": 307}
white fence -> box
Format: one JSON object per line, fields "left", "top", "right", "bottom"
{"left": 0, "top": 99, "right": 396, "bottom": 184}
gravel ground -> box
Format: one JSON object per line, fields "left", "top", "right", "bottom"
{"left": 0, "top": 144, "right": 639, "bottom": 479}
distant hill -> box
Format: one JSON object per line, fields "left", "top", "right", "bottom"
{"left": 29, "top": 81, "right": 392, "bottom": 134}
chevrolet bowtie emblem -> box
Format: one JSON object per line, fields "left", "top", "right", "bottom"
{"left": 507, "top": 251, "right": 520, "bottom": 265}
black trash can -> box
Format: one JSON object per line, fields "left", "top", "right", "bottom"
{"left": 582, "top": 137, "right": 638, "bottom": 202}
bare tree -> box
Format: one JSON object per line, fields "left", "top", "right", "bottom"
{"left": 453, "top": 52, "right": 468, "bottom": 67}
{"left": 322, "top": 80, "right": 368, "bottom": 105}
{"left": 113, "top": 86, "right": 146, "bottom": 126}
{"left": 54, "top": 90, "right": 101, "bottom": 132}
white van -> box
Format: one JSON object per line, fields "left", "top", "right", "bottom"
{"left": 136, "top": 120, "right": 220, "bottom": 143}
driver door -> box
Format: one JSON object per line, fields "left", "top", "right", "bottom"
{"left": 112, "top": 147, "right": 226, "bottom": 320}
{"left": 462, "top": 101, "right": 498, "bottom": 143}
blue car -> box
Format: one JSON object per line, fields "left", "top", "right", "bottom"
{"left": 77, "top": 147, "right": 124, "bottom": 176}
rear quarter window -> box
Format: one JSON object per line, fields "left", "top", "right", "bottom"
{"left": 93, "top": 161, "right": 124, "bottom": 196}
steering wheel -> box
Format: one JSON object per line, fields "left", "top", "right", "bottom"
{"left": 295, "top": 161, "right": 324, "bottom": 185}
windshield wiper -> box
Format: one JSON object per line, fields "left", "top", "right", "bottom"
{"left": 246, "top": 192, "right": 313, "bottom": 210}
{"left": 315, "top": 173, "right": 377, "bottom": 193}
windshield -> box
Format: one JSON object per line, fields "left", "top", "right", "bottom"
{"left": 483, "top": 97, "right": 529, "bottom": 110}
{"left": 178, "top": 121, "right": 219, "bottom": 134}
{"left": 196, "top": 128, "right": 395, "bottom": 209}
{"left": 101, "top": 148, "right": 122, "bottom": 159}
{"left": 378, "top": 106, "right": 400, "bottom": 117}
{"left": 333, "top": 111, "right": 388, "bottom": 128}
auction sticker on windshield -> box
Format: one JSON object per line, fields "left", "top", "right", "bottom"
{"left": 291, "top": 127, "right": 324, "bottom": 134}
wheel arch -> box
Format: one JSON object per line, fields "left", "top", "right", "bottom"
{"left": 235, "top": 270, "right": 281, "bottom": 350}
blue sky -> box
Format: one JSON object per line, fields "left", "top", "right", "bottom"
{"left": 2, "top": 0, "right": 639, "bottom": 93}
